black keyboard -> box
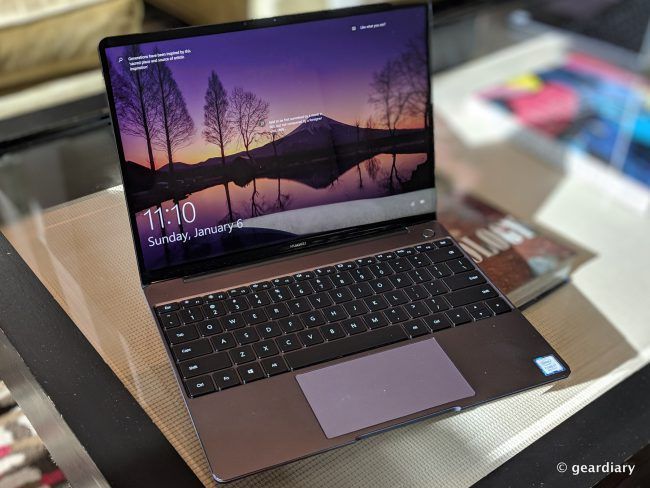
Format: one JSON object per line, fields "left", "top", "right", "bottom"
{"left": 154, "top": 239, "right": 512, "bottom": 398}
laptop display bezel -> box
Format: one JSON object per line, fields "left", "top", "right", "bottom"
{"left": 98, "top": 2, "right": 435, "bottom": 286}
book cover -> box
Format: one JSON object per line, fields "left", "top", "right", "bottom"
{"left": 438, "top": 192, "right": 578, "bottom": 307}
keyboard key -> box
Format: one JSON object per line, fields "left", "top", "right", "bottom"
{"left": 427, "top": 246, "right": 463, "bottom": 262}
{"left": 364, "top": 312, "right": 389, "bottom": 329}
{"left": 389, "top": 273, "right": 413, "bottom": 288}
{"left": 266, "top": 303, "right": 290, "bottom": 319}
{"left": 182, "top": 297, "right": 204, "bottom": 307}
{"left": 179, "top": 307, "right": 204, "bottom": 324}
{"left": 332, "top": 272, "right": 354, "bottom": 287}
{"left": 230, "top": 346, "right": 256, "bottom": 364}
{"left": 278, "top": 317, "right": 304, "bottom": 333}
{"left": 225, "top": 297, "right": 249, "bottom": 312}
{"left": 447, "top": 258, "right": 475, "bottom": 273}
{"left": 287, "top": 297, "right": 310, "bottom": 314}
{"left": 288, "top": 281, "right": 313, "bottom": 297}
{"left": 250, "top": 281, "right": 271, "bottom": 291}
{"left": 228, "top": 286, "right": 250, "bottom": 296}
{"left": 203, "top": 302, "right": 226, "bottom": 318}
{"left": 486, "top": 297, "right": 510, "bottom": 315}
{"left": 159, "top": 312, "right": 181, "bottom": 329}
{"left": 375, "top": 252, "right": 396, "bottom": 261}
{"left": 314, "top": 266, "right": 336, "bottom": 275}
{"left": 407, "top": 253, "right": 431, "bottom": 268}
{"left": 425, "top": 296, "right": 450, "bottom": 313}
{"left": 341, "top": 318, "right": 367, "bottom": 335}
{"left": 277, "top": 334, "right": 302, "bottom": 352}
{"left": 294, "top": 271, "right": 315, "bottom": 281}
{"left": 407, "top": 268, "right": 432, "bottom": 283}
{"left": 234, "top": 328, "right": 260, "bottom": 345}
{"left": 298, "top": 329, "right": 324, "bottom": 347}
{"left": 204, "top": 292, "right": 227, "bottom": 302}
{"left": 172, "top": 339, "right": 212, "bottom": 362}
{"left": 385, "top": 306, "right": 410, "bottom": 323}
{"left": 369, "top": 277, "right": 393, "bottom": 294}
{"left": 364, "top": 295, "right": 388, "bottom": 312}
{"left": 220, "top": 314, "right": 245, "bottom": 331}
{"left": 404, "top": 284, "right": 429, "bottom": 301}
{"left": 336, "top": 262, "right": 356, "bottom": 271}
{"left": 165, "top": 325, "right": 199, "bottom": 345}
{"left": 273, "top": 276, "right": 294, "bottom": 286}
{"left": 179, "top": 352, "right": 231, "bottom": 378}
{"left": 403, "top": 319, "right": 429, "bottom": 338}
{"left": 249, "top": 291, "right": 271, "bottom": 307}
{"left": 242, "top": 309, "right": 267, "bottom": 325}
{"left": 261, "top": 357, "right": 288, "bottom": 376}
{"left": 350, "top": 282, "right": 373, "bottom": 298}
{"left": 415, "top": 242, "right": 436, "bottom": 252}
{"left": 405, "top": 302, "right": 429, "bottom": 318}
{"left": 156, "top": 303, "right": 179, "bottom": 314}
{"left": 320, "top": 323, "right": 346, "bottom": 341}
{"left": 446, "top": 308, "right": 472, "bottom": 325}
{"left": 310, "top": 276, "right": 334, "bottom": 291}
{"left": 467, "top": 303, "right": 493, "bottom": 320}
{"left": 330, "top": 288, "right": 354, "bottom": 304}
{"left": 423, "top": 313, "right": 453, "bottom": 331}
{"left": 185, "top": 375, "right": 215, "bottom": 397}
{"left": 237, "top": 363, "right": 265, "bottom": 383}
{"left": 213, "top": 369, "right": 240, "bottom": 390}
{"left": 423, "top": 281, "right": 449, "bottom": 296}
{"left": 212, "top": 333, "right": 236, "bottom": 351}
{"left": 343, "top": 300, "right": 369, "bottom": 317}
{"left": 253, "top": 340, "right": 279, "bottom": 358}
{"left": 300, "top": 310, "right": 326, "bottom": 328}
{"left": 197, "top": 320, "right": 222, "bottom": 336}
{"left": 257, "top": 322, "right": 282, "bottom": 339}
{"left": 351, "top": 267, "right": 375, "bottom": 282}
{"left": 309, "top": 293, "right": 333, "bottom": 308}
{"left": 446, "top": 284, "right": 497, "bottom": 308}
{"left": 426, "top": 263, "right": 452, "bottom": 279}
{"left": 356, "top": 257, "right": 375, "bottom": 266}
{"left": 284, "top": 325, "right": 408, "bottom": 370}
{"left": 369, "top": 262, "right": 393, "bottom": 277}
{"left": 270, "top": 287, "right": 292, "bottom": 303}
{"left": 443, "top": 271, "right": 486, "bottom": 291}
{"left": 382, "top": 290, "right": 406, "bottom": 306}
{"left": 323, "top": 305, "right": 348, "bottom": 322}
{"left": 434, "top": 238, "right": 453, "bottom": 247}
{"left": 395, "top": 247, "right": 415, "bottom": 257}
{"left": 389, "top": 258, "right": 412, "bottom": 273}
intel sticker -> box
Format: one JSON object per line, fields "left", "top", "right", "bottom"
{"left": 534, "top": 355, "right": 565, "bottom": 376}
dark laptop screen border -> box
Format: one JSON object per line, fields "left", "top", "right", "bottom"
{"left": 99, "top": 2, "right": 434, "bottom": 286}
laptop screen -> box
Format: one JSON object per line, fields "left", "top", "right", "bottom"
{"left": 102, "top": 5, "right": 433, "bottom": 282}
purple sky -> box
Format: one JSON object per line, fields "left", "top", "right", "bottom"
{"left": 107, "top": 7, "right": 427, "bottom": 167}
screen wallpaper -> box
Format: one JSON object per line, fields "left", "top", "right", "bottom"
{"left": 106, "top": 7, "right": 433, "bottom": 273}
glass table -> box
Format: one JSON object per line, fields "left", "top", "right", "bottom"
{"left": 1, "top": 2, "right": 649, "bottom": 487}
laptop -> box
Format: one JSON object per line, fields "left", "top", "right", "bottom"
{"left": 99, "top": 3, "right": 570, "bottom": 482}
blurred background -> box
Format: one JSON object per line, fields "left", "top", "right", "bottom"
{"left": 1, "top": 1, "right": 649, "bottom": 487}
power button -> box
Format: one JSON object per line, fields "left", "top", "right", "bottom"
{"left": 422, "top": 228, "right": 435, "bottom": 239}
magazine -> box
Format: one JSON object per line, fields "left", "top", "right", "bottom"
{"left": 438, "top": 192, "right": 578, "bottom": 307}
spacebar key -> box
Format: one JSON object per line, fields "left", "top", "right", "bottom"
{"left": 285, "top": 326, "right": 408, "bottom": 370}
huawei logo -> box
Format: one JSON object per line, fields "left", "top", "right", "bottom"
{"left": 289, "top": 241, "right": 307, "bottom": 249}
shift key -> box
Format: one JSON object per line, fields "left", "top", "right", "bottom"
{"left": 446, "top": 284, "right": 497, "bottom": 307}
{"left": 172, "top": 339, "right": 212, "bottom": 362}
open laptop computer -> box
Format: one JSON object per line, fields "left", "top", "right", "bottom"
{"left": 99, "top": 2, "right": 570, "bottom": 482}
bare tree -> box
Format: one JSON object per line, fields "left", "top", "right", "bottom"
{"left": 229, "top": 87, "right": 270, "bottom": 217}
{"left": 396, "top": 38, "right": 429, "bottom": 127}
{"left": 203, "top": 71, "right": 235, "bottom": 221}
{"left": 112, "top": 46, "right": 159, "bottom": 171}
{"left": 150, "top": 48, "right": 195, "bottom": 175}
{"left": 369, "top": 59, "right": 412, "bottom": 137}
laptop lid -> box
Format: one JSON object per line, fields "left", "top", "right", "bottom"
{"left": 99, "top": 3, "right": 434, "bottom": 285}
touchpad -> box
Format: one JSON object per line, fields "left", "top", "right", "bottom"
{"left": 296, "top": 338, "right": 475, "bottom": 439}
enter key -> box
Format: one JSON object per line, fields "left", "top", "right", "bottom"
{"left": 442, "top": 271, "right": 486, "bottom": 291}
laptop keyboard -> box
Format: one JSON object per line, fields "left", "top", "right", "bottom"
{"left": 154, "top": 239, "right": 511, "bottom": 398}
